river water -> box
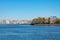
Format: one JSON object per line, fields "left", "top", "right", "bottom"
{"left": 0, "top": 24, "right": 60, "bottom": 40}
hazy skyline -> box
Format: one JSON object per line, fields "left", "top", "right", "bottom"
{"left": 0, "top": 0, "right": 60, "bottom": 20}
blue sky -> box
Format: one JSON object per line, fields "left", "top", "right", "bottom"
{"left": 0, "top": 0, "right": 60, "bottom": 20}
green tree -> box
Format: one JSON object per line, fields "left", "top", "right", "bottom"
{"left": 56, "top": 18, "right": 60, "bottom": 24}
{"left": 38, "top": 18, "right": 45, "bottom": 24}
{"left": 31, "top": 17, "right": 45, "bottom": 25}
{"left": 31, "top": 18, "right": 38, "bottom": 25}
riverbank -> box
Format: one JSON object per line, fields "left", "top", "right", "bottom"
{"left": 32, "top": 24, "right": 60, "bottom": 26}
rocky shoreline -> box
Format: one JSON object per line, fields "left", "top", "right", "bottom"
{"left": 31, "top": 24, "right": 60, "bottom": 26}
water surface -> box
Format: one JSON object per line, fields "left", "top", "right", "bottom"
{"left": 0, "top": 24, "right": 60, "bottom": 40}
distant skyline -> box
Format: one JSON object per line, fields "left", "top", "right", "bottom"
{"left": 0, "top": 0, "right": 60, "bottom": 20}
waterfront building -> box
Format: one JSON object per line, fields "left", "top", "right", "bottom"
{"left": 50, "top": 16, "right": 57, "bottom": 24}
{"left": 0, "top": 20, "right": 2, "bottom": 24}
{"left": 10, "top": 20, "right": 18, "bottom": 24}
{"left": 6, "top": 20, "right": 10, "bottom": 24}
{"left": 2, "top": 20, "right": 6, "bottom": 24}
{"left": 44, "top": 17, "right": 49, "bottom": 24}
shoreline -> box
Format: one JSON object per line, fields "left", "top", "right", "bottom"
{"left": 0, "top": 24, "right": 60, "bottom": 26}
{"left": 32, "top": 24, "right": 60, "bottom": 26}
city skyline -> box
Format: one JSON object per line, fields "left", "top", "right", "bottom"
{"left": 0, "top": 0, "right": 60, "bottom": 20}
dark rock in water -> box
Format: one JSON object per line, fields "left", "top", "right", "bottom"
{"left": 30, "top": 24, "right": 34, "bottom": 25}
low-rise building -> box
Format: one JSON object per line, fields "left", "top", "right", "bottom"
{"left": 50, "top": 16, "right": 57, "bottom": 24}
{"left": 44, "top": 17, "right": 49, "bottom": 24}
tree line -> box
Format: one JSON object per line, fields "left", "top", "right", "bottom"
{"left": 31, "top": 17, "right": 60, "bottom": 25}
